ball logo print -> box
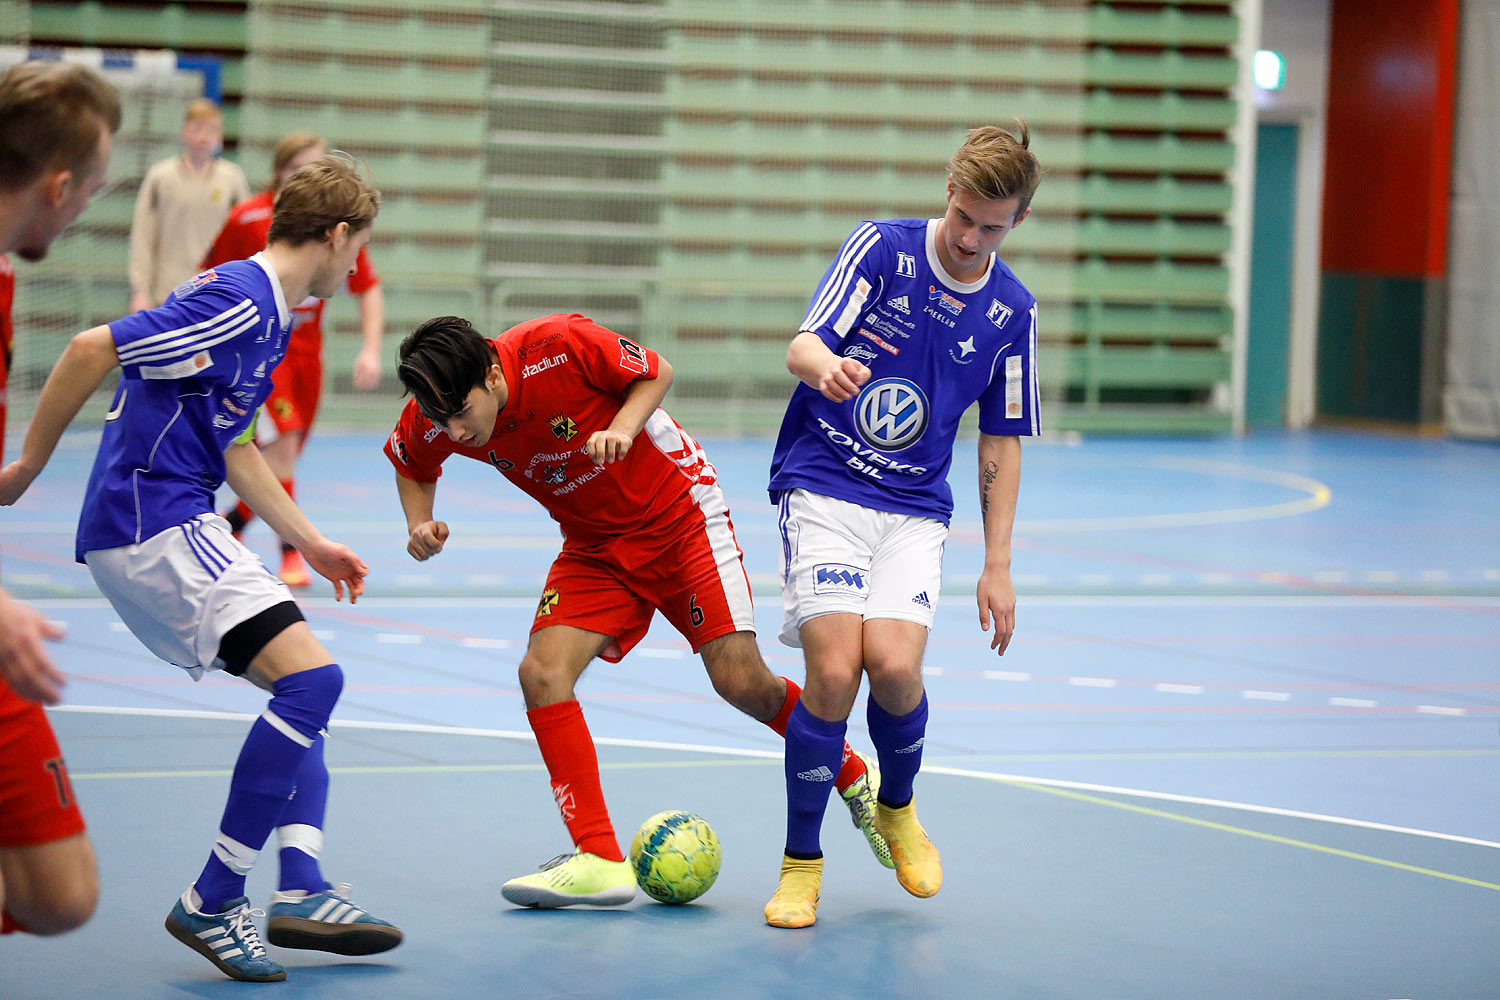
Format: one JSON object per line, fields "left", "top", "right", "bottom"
{"left": 855, "top": 378, "right": 929, "bottom": 451}
{"left": 628, "top": 811, "right": 721, "bottom": 904}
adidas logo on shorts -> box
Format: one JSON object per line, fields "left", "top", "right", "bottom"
{"left": 911, "top": 591, "right": 931, "bottom": 608}
{"left": 796, "top": 766, "right": 835, "bottom": 782}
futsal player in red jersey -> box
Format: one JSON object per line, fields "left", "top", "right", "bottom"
{"left": 385, "top": 313, "right": 895, "bottom": 907}
{"left": 0, "top": 58, "right": 119, "bottom": 938}
{"left": 204, "top": 130, "right": 384, "bottom": 588}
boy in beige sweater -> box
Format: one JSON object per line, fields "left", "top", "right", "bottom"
{"left": 128, "top": 98, "right": 249, "bottom": 310}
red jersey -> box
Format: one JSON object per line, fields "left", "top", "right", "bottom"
{"left": 200, "top": 190, "right": 379, "bottom": 352}
{"left": 385, "top": 314, "right": 721, "bottom": 539}
{"left": 1, "top": 254, "right": 13, "bottom": 459}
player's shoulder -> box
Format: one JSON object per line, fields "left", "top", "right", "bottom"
{"left": 161, "top": 260, "right": 270, "bottom": 315}
{"left": 984, "top": 256, "right": 1037, "bottom": 311}
{"left": 144, "top": 155, "right": 179, "bottom": 179}
{"left": 498, "top": 312, "right": 581, "bottom": 348}
{"left": 228, "top": 190, "right": 274, "bottom": 223}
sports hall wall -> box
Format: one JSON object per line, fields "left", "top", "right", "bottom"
{"left": 11, "top": 0, "right": 1247, "bottom": 435}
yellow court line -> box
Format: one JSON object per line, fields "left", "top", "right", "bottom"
{"left": 1006, "top": 458, "right": 1333, "bottom": 534}
{"left": 1005, "top": 779, "right": 1500, "bottom": 892}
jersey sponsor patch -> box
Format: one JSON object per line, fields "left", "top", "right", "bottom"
{"left": 948, "top": 335, "right": 977, "bottom": 365}
{"left": 987, "top": 299, "right": 1014, "bottom": 329}
{"left": 895, "top": 252, "right": 917, "bottom": 278}
{"left": 140, "top": 350, "right": 212, "bottom": 380}
{"left": 522, "top": 352, "right": 568, "bottom": 378}
{"left": 617, "top": 338, "right": 649, "bottom": 375}
{"left": 812, "top": 563, "right": 867, "bottom": 596}
{"left": 857, "top": 328, "right": 899, "bottom": 356}
{"left": 833, "top": 277, "right": 872, "bottom": 337}
{"left": 536, "top": 587, "right": 560, "bottom": 617}
{"left": 854, "top": 378, "right": 929, "bottom": 451}
{"left": 389, "top": 431, "right": 410, "bottom": 465}
{"left": 886, "top": 294, "right": 910, "bottom": 314}
{"left": 548, "top": 413, "right": 578, "bottom": 441}
{"left": 928, "top": 285, "right": 965, "bottom": 315}
{"left": 1005, "top": 354, "right": 1023, "bottom": 418}
{"left": 171, "top": 269, "right": 218, "bottom": 300}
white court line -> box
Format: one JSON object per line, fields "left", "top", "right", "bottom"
{"left": 23, "top": 595, "right": 1500, "bottom": 609}
{"left": 49, "top": 704, "right": 1500, "bottom": 852}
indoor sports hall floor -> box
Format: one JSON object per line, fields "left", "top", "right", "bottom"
{"left": 3, "top": 428, "right": 1498, "bottom": 999}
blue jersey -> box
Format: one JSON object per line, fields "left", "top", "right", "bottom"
{"left": 76, "top": 254, "right": 292, "bottom": 560}
{"left": 768, "top": 218, "right": 1040, "bottom": 524}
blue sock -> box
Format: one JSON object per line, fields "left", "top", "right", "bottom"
{"left": 868, "top": 691, "right": 929, "bottom": 808}
{"left": 276, "top": 735, "right": 330, "bottom": 893}
{"left": 193, "top": 664, "right": 343, "bottom": 913}
{"left": 783, "top": 701, "right": 847, "bottom": 857}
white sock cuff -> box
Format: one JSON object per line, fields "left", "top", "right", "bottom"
{"left": 277, "top": 823, "right": 324, "bottom": 858}
{"left": 212, "top": 832, "right": 260, "bottom": 876}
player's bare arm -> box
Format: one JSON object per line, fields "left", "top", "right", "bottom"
{"left": 585, "top": 357, "right": 675, "bottom": 465}
{"left": 0, "top": 325, "right": 118, "bottom": 505}
{"left": 786, "top": 330, "right": 870, "bottom": 403}
{"left": 395, "top": 472, "right": 449, "bottom": 561}
{"left": 976, "top": 432, "right": 1022, "bottom": 655}
{"left": 224, "top": 441, "right": 367, "bottom": 602}
{"left": 352, "top": 284, "right": 384, "bottom": 390}
{"left": 0, "top": 587, "right": 67, "bottom": 705}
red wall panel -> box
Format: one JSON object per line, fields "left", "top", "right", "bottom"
{"left": 1320, "top": 0, "right": 1458, "bottom": 277}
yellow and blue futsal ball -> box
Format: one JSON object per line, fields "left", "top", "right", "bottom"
{"left": 628, "top": 810, "right": 721, "bottom": 904}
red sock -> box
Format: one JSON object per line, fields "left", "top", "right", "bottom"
{"left": 279, "top": 477, "right": 295, "bottom": 501}
{"left": 767, "top": 677, "right": 866, "bottom": 793}
{"left": 2, "top": 910, "right": 25, "bottom": 934}
{"left": 527, "top": 700, "right": 623, "bottom": 861}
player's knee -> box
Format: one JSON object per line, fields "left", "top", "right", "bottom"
{"left": 11, "top": 865, "right": 98, "bottom": 936}
{"left": 864, "top": 653, "right": 919, "bottom": 689}
{"left": 702, "top": 634, "right": 775, "bottom": 701}
{"left": 517, "top": 653, "right": 560, "bottom": 704}
{"left": 37, "top": 884, "right": 98, "bottom": 935}
{"left": 269, "top": 662, "right": 344, "bottom": 738}
{"left": 801, "top": 660, "right": 863, "bottom": 716}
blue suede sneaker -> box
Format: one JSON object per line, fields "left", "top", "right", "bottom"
{"left": 165, "top": 889, "right": 286, "bottom": 982}
{"left": 266, "top": 883, "right": 403, "bottom": 956}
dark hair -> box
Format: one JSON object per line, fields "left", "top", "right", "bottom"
{"left": 0, "top": 61, "right": 122, "bottom": 188}
{"left": 397, "top": 316, "right": 496, "bottom": 424}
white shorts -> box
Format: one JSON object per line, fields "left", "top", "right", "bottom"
{"left": 85, "top": 514, "right": 295, "bottom": 679}
{"left": 776, "top": 488, "right": 947, "bottom": 647}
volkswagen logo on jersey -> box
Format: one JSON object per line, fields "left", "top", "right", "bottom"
{"left": 854, "top": 378, "right": 929, "bottom": 452}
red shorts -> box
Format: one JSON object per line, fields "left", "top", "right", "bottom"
{"left": 531, "top": 506, "right": 756, "bottom": 661}
{"left": 264, "top": 340, "right": 323, "bottom": 438}
{"left": 0, "top": 681, "right": 86, "bottom": 849}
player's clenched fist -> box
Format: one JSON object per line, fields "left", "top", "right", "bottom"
{"left": 407, "top": 519, "right": 450, "bottom": 562}
{"left": 816, "top": 356, "right": 871, "bottom": 403}
{"left": 586, "top": 429, "right": 633, "bottom": 465}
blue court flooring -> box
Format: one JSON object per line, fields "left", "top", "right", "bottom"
{"left": 2, "top": 428, "right": 1499, "bottom": 997}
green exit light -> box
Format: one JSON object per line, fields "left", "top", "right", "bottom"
{"left": 1254, "top": 49, "right": 1286, "bottom": 90}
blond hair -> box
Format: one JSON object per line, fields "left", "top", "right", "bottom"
{"left": 268, "top": 154, "right": 380, "bottom": 247}
{"left": 271, "top": 130, "right": 326, "bottom": 190}
{"left": 0, "top": 61, "right": 121, "bottom": 188}
{"left": 948, "top": 121, "right": 1041, "bottom": 220}
{"left": 183, "top": 97, "right": 222, "bottom": 125}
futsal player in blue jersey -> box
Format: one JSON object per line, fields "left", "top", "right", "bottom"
{"left": 0, "top": 156, "right": 403, "bottom": 981}
{"left": 763, "top": 124, "right": 1043, "bottom": 927}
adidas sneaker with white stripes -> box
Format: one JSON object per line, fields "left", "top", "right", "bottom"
{"left": 265, "top": 883, "right": 403, "bottom": 956}
{"left": 165, "top": 889, "right": 285, "bottom": 982}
